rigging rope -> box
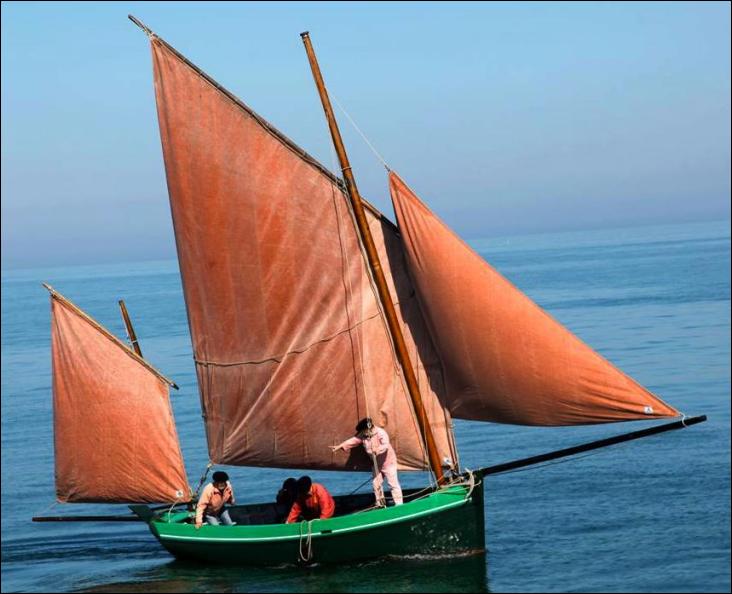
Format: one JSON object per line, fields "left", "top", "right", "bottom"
{"left": 328, "top": 93, "right": 454, "bottom": 480}
{"left": 328, "top": 94, "right": 433, "bottom": 482}
{"left": 165, "top": 492, "right": 185, "bottom": 522}
{"left": 346, "top": 474, "right": 375, "bottom": 497}
{"left": 328, "top": 139, "right": 388, "bottom": 507}
{"left": 329, "top": 140, "right": 372, "bottom": 428}
{"left": 331, "top": 156, "right": 432, "bottom": 475}
{"left": 33, "top": 499, "right": 59, "bottom": 519}
{"left": 193, "top": 461, "right": 213, "bottom": 499}
{"left": 332, "top": 94, "right": 390, "bottom": 171}
{"left": 328, "top": 139, "right": 391, "bottom": 497}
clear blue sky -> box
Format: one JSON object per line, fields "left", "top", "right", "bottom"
{"left": 1, "top": 1, "right": 730, "bottom": 269}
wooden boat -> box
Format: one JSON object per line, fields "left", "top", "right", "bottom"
{"left": 132, "top": 484, "right": 484, "bottom": 565}
{"left": 33, "top": 15, "right": 705, "bottom": 567}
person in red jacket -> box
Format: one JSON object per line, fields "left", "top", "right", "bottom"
{"left": 285, "top": 476, "right": 335, "bottom": 523}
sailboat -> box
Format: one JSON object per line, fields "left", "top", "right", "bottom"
{"left": 33, "top": 16, "right": 705, "bottom": 566}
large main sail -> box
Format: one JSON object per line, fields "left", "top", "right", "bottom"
{"left": 49, "top": 288, "right": 190, "bottom": 503}
{"left": 149, "top": 38, "right": 456, "bottom": 471}
{"left": 389, "top": 172, "right": 679, "bottom": 425}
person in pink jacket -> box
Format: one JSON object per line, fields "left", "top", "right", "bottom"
{"left": 331, "top": 417, "right": 403, "bottom": 507}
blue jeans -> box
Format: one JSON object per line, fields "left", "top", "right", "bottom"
{"left": 205, "top": 509, "right": 234, "bottom": 526}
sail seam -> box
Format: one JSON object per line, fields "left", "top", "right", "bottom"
{"left": 192, "top": 308, "right": 396, "bottom": 367}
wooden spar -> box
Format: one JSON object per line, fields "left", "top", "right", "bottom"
{"left": 118, "top": 299, "right": 142, "bottom": 357}
{"left": 43, "top": 283, "right": 179, "bottom": 390}
{"left": 32, "top": 503, "right": 186, "bottom": 522}
{"left": 478, "top": 415, "right": 707, "bottom": 477}
{"left": 300, "top": 32, "right": 445, "bottom": 485}
{"left": 127, "top": 14, "right": 153, "bottom": 36}
{"left": 32, "top": 515, "right": 144, "bottom": 522}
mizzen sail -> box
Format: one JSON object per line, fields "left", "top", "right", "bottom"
{"left": 389, "top": 172, "right": 679, "bottom": 425}
{"left": 149, "top": 39, "right": 456, "bottom": 471}
{"left": 49, "top": 288, "right": 190, "bottom": 503}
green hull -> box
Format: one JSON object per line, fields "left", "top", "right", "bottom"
{"left": 144, "top": 478, "right": 485, "bottom": 566}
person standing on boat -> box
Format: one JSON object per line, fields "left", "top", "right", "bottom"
{"left": 331, "top": 417, "right": 403, "bottom": 507}
{"left": 195, "top": 470, "right": 236, "bottom": 528}
{"left": 285, "top": 476, "right": 335, "bottom": 523}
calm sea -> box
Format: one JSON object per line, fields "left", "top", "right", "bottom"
{"left": 1, "top": 220, "right": 730, "bottom": 593}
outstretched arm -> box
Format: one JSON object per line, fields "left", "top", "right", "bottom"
{"left": 330, "top": 435, "right": 362, "bottom": 452}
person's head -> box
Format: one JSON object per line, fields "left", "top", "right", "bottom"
{"left": 355, "top": 417, "right": 374, "bottom": 436}
{"left": 296, "top": 476, "right": 312, "bottom": 499}
{"left": 212, "top": 470, "right": 229, "bottom": 490}
{"left": 281, "top": 477, "right": 297, "bottom": 494}
{"left": 276, "top": 477, "right": 298, "bottom": 505}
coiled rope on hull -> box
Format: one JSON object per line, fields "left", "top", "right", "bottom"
{"left": 298, "top": 520, "right": 314, "bottom": 563}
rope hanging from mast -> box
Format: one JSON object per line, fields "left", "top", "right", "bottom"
{"left": 326, "top": 105, "right": 430, "bottom": 481}
{"left": 301, "top": 32, "right": 444, "bottom": 484}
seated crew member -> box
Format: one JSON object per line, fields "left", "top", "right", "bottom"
{"left": 276, "top": 477, "right": 298, "bottom": 507}
{"left": 195, "top": 470, "right": 236, "bottom": 528}
{"left": 275, "top": 477, "right": 298, "bottom": 522}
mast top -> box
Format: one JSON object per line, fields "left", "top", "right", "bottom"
{"left": 300, "top": 33, "right": 446, "bottom": 483}
{"left": 128, "top": 14, "right": 156, "bottom": 38}
{"left": 43, "top": 283, "right": 178, "bottom": 390}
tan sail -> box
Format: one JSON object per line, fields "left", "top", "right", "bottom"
{"left": 389, "top": 172, "right": 679, "bottom": 425}
{"left": 49, "top": 289, "right": 190, "bottom": 503}
{"left": 149, "top": 39, "right": 456, "bottom": 471}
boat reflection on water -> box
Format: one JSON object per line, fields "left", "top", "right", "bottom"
{"left": 77, "top": 551, "right": 489, "bottom": 593}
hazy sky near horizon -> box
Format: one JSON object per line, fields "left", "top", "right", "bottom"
{"left": 2, "top": 1, "right": 730, "bottom": 269}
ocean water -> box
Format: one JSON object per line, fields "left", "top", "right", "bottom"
{"left": 1, "top": 220, "right": 729, "bottom": 593}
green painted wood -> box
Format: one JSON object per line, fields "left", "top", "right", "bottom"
{"left": 146, "top": 481, "right": 485, "bottom": 565}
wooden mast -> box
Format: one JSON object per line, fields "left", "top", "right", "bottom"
{"left": 43, "top": 283, "right": 178, "bottom": 390}
{"left": 300, "top": 32, "right": 445, "bottom": 484}
{"left": 118, "top": 300, "right": 143, "bottom": 357}
{"left": 118, "top": 299, "right": 142, "bottom": 357}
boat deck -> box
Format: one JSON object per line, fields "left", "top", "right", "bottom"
{"left": 179, "top": 487, "right": 428, "bottom": 526}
